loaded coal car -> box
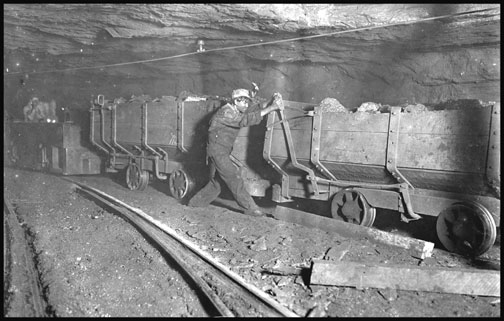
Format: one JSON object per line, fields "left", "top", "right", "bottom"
{"left": 89, "top": 93, "right": 276, "bottom": 201}
{"left": 264, "top": 99, "right": 500, "bottom": 256}
{"left": 6, "top": 121, "right": 102, "bottom": 175}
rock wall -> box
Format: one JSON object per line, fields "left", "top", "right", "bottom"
{"left": 4, "top": 4, "right": 499, "bottom": 120}
{"left": 5, "top": 43, "right": 498, "bottom": 121}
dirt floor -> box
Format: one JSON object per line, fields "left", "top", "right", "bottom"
{"left": 3, "top": 166, "right": 501, "bottom": 317}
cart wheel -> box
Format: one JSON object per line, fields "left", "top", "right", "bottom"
{"left": 331, "top": 189, "right": 376, "bottom": 227}
{"left": 125, "top": 163, "right": 149, "bottom": 191}
{"left": 436, "top": 202, "right": 496, "bottom": 257}
{"left": 168, "top": 169, "right": 193, "bottom": 200}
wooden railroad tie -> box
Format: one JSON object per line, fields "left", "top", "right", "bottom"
{"left": 273, "top": 206, "right": 434, "bottom": 259}
{"left": 310, "top": 259, "right": 500, "bottom": 297}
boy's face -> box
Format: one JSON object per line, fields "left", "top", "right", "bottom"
{"left": 234, "top": 97, "right": 250, "bottom": 112}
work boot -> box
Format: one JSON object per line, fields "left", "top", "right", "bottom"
{"left": 244, "top": 208, "right": 266, "bottom": 217}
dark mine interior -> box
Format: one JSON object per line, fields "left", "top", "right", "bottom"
{"left": 3, "top": 4, "right": 501, "bottom": 318}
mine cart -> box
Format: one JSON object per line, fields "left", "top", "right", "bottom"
{"left": 89, "top": 94, "right": 274, "bottom": 200}
{"left": 7, "top": 122, "right": 102, "bottom": 175}
{"left": 264, "top": 100, "right": 500, "bottom": 256}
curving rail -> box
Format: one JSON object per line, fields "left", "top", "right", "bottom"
{"left": 63, "top": 178, "right": 299, "bottom": 317}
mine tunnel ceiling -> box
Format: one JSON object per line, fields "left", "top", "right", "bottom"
{"left": 3, "top": 3, "right": 500, "bottom": 78}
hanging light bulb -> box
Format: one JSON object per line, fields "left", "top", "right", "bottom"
{"left": 197, "top": 39, "right": 205, "bottom": 52}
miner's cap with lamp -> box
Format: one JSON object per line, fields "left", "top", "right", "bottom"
{"left": 232, "top": 88, "right": 252, "bottom": 101}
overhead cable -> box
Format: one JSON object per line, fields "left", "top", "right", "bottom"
{"left": 4, "top": 6, "right": 499, "bottom": 76}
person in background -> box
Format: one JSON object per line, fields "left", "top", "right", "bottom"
{"left": 188, "top": 88, "right": 284, "bottom": 216}
{"left": 23, "top": 97, "right": 57, "bottom": 123}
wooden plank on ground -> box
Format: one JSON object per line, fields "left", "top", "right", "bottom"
{"left": 310, "top": 259, "right": 500, "bottom": 297}
{"left": 274, "top": 206, "right": 434, "bottom": 259}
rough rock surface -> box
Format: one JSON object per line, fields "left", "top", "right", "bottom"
{"left": 3, "top": 4, "right": 500, "bottom": 120}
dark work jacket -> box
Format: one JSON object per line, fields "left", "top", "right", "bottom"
{"left": 207, "top": 103, "right": 263, "bottom": 156}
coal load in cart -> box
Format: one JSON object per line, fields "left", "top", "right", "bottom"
{"left": 264, "top": 99, "right": 500, "bottom": 256}
{"left": 89, "top": 93, "right": 276, "bottom": 201}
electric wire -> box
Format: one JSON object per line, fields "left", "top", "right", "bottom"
{"left": 4, "top": 6, "right": 499, "bottom": 76}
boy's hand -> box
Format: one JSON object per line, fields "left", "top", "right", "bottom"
{"left": 273, "top": 93, "right": 284, "bottom": 111}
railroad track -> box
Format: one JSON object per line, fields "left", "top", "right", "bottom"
{"left": 64, "top": 178, "right": 299, "bottom": 317}
{"left": 4, "top": 198, "right": 48, "bottom": 317}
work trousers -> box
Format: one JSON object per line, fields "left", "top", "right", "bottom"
{"left": 188, "top": 151, "right": 257, "bottom": 210}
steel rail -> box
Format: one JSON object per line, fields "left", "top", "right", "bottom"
{"left": 71, "top": 186, "right": 233, "bottom": 317}
{"left": 64, "top": 178, "right": 299, "bottom": 317}
{"left": 4, "top": 198, "right": 48, "bottom": 317}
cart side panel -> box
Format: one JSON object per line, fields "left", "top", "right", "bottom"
{"left": 145, "top": 97, "right": 178, "bottom": 147}
{"left": 319, "top": 112, "right": 389, "bottom": 165}
{"left": 268, "top": 101, "right": 315, "bottom": 161}
{"left": 265, "top": 101, "right": 499, "bottom": 197}
{"left": 115, "top": 101, "right": 143, "bottom": 147}
{"left": 96, "top": 97, "right": 179, "bottom": 155}
{"left": 320, "top": 112, "right": 390, "bottom": 131}
{"left": 90, "top": 107, "right": 114, "bottom": 152}
{"left": 38, "top": 123, "right": 81, "bottom": 148}
{"left": 95, "top": 96, "right": 220, "bottom": 166}
{"left": 318, "top": 107, "right": 493, "bottom": 173}
{"left": 269, "top": 128, "right": 312, "bottom": 160}
{"left": 181, "top": 99, "right": 218, "bottom": 155}
{"left": 9, "top": 122, "right": 45, "bottom": 170}
{"left": 60, "top": 147, "right": 102, "bottom": 175}
{"left": 319, "top": 131, "right": 388, "bottom": 165}
{"left": 396, "top": 108, "right": 491, "bottom": 173}
{"left": 8, "top": 122, "right": 102, "bottom": 175}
